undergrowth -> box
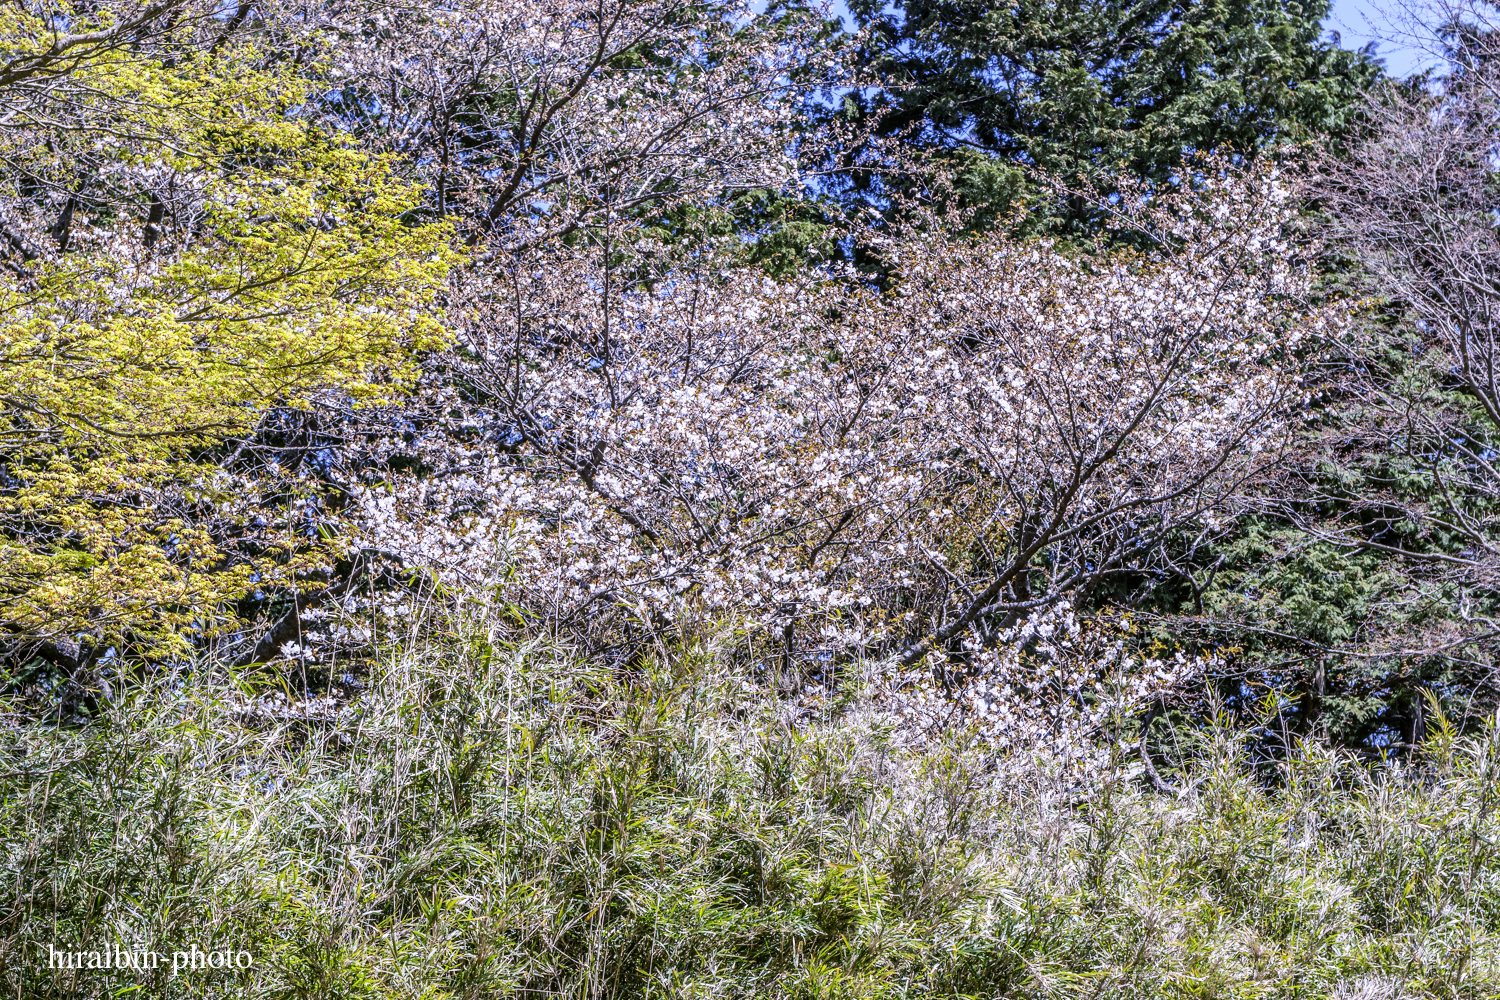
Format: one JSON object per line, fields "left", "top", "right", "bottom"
{"left": 2, "top": 627, "right": 1498, "bottom": 999}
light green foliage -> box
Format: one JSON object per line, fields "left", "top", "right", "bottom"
{"left": 0, "top": 16, "right": 456, "bottom": 651}
{"left": 4, "top": 626, "right": 1497, "bottom": 998}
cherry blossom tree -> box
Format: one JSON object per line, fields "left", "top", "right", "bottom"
{"left": 307, "top": 0, "right": 832, "bottom": 247}
{"left": 358, "top": 162, "right": 1342, "bottom": 695}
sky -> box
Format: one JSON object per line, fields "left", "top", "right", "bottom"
{"left": 1323, "top": 0, "right": 1438, "bottom": 77}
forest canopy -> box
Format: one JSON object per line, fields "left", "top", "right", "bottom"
{"left": 4, "top": 1, "right": 1500, "bottom": 997}
{"left": 3, "top": 0, "right": 1474, "bottom": 752}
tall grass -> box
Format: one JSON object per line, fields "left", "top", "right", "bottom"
{"left": 2, "top": 624, "right": 1498, "bottom": 998}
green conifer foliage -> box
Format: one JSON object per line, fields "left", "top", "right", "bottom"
{"left": 846, "top": 0, "right": 1382, "bottom": 226}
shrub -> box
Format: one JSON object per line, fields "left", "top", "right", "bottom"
{"left": 3, "top": 620, "right": 1497, "bottom": 998}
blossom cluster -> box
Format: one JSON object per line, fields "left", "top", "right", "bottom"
{"left": 355, "top": 164, "right": 1346, "bottom": 682}
{"left": 865, "top": 601, "right": 1210, "bottom": 775}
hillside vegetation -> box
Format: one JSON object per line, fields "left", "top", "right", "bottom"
{"left": 3, "top": 0, "right": 1500, "bottom": 996}
{"left": 8, "top": 622, "right": 1500, "bottom": 998}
